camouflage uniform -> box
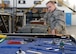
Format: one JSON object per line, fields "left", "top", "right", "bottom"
{"left": 44, "top": 8, "right": 66, "bottom": 34}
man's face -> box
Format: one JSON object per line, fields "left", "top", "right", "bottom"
{"left": 46, "top": 2, "right": 55, "bottom": 12}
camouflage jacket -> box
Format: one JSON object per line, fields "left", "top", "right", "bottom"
{"left": 44, "top": 8, "right": 66, "bottom": 34}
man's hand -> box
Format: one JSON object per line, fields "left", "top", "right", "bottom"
{"left": 51, "top": 29, "right": 62, "bottom": 36}
{"left": 51, "top": 29, "right": 56, "bottom": 35}
{"left": 44, "top": 21, "right": 47, "bottom": 25}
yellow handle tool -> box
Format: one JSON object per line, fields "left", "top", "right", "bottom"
{"left": 0, "top": 34, "right": 7, "bottom": 38}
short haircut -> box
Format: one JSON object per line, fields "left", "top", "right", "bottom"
{"left": 46, "top": 1, "right": 56, "bottom": 5}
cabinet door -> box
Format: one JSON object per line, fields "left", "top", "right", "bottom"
{"left": 66, "top": 13, "right": 71, "bottom": 26}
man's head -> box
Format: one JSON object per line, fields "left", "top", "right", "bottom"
{"left": 46, "top": 1, "right": 56, "bottom": 12}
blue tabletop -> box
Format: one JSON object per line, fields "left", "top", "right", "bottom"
{"left": 0, "top": 38, "right": 76, "bottom": 54}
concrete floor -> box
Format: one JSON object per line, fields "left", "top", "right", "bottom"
{"left": 66, "top": 25, "right": 76, "bottom": 38}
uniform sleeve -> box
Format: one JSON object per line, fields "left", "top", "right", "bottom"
{"left": 51, "top": 11, "right": 66, "bottom": 34}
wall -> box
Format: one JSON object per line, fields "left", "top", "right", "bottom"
{"left": 72, "top": 15, "right": 76, "bottom": 25}
{"left": 0, "top": 0, "right": 1, "bottom": 3}
{"left": 8, "top": 0, "right": 50, "bottom": 8}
